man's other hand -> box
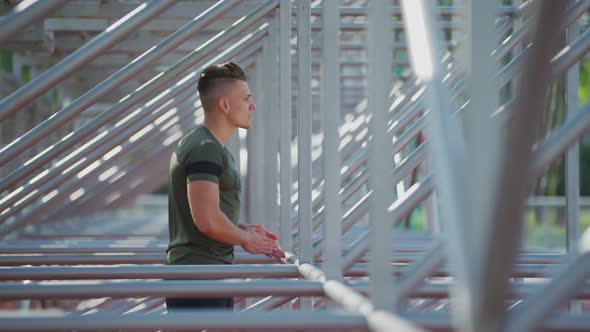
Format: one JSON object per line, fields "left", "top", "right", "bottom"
{"left": 241, "top": 225, "right": 285, "bottom": 259}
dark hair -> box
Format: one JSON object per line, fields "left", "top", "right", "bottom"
{"left": 197, "top": 61, "right": 247, "bottom": 96}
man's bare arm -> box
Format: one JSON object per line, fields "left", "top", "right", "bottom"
{"left": 187, "top": 181, "right": 284, "bottom": 258}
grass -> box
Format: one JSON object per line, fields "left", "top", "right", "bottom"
{"left": 404, "top": 206, "right": 590, "bottom": 251}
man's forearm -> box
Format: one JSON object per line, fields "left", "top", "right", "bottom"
{"left": 198, "top": 212, "right": 248, "bottom": 246}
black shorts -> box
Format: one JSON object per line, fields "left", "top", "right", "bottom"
{"left": 166, "top": 297, "right": 233, "bottom": 312}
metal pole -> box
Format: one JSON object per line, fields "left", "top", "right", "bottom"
{"left": 506, "top": 241, "right": 590, "bottom": 332}
{"left": 278, "top": 0, "right": 293, "bottom": 253}
{"left": 296, "top": 0, "right": 312, "bottom": 266}
{"left": 296, "top": 0, "right": 312, "bottom": 311}
{"left": 0, "top": 279, "right": 324, "bottom": 300}
{"left": 37, "top": 98, "right": 199, "bottom": 221}
{"left": 0, "top": 2, "right": 275, "bottom": 193}
{"left": 0, "top": 0, "right": 69, "bottom": 45}
{"left": 367, "top": 0, "right": 395, "bottom": 310}
{"left": 298, "top": 262, "right": 425, "bottom": 332}
{"left": 565, "top": 0, "right": 580, "bottom": 255}
{"left": 471, "top": 2, "right": 563, "bottom": 331}
{"left": 320, "top": 0, "right": 341, "bottom": 282}
{"left": 0, "top": 0, "right": 176, "bottom": 122}
{"left": 0, "top": 311, "right": 368, "bottom": 332}
{"left": 0, "top": 88, "right": 195, "bottom": 220}
{"left": 0, "top": 265, "right": 299, "bottom": 281}
{"left": 0, "top": 0, "right": 242, "bottom": 167}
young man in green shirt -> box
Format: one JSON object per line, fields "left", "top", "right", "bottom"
{"left": 166, "top": 62, "right": 285, "bottom": 311}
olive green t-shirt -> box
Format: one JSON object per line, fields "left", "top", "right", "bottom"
{"left": 166, "top": 126, "right": 241, "bottom": 265}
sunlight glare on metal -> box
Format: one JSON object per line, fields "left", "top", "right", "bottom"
{"left": 160, "top": 116, "right": 180, "bottom": 132}
{"left": 104, "top": 146, "right": 123, "bottom": 161}
{"left": 401, "top": 0, "right": 434, "bottom": 80}
{"left": 129, "top": 124, "right": 155, "bottom": 143}
{"left": 0, "top": 186, "right": 23, "bottom": 206}
{"left": 99, "top": 166, "right": 119, "bottom": 182}
{"left": 41, "top": 189, "right": 59, "bottom": 204}
{"left": 105, "top": 3, "right": 147, "bottom": 32}
{"left": 77, "top": 160, "right": 101, "bottom": 179}
{"left": 69, "top": 188, "right": 85, "bottom": 202}
{"left": 155, "top": 108, "right": 178, "bottom": 126}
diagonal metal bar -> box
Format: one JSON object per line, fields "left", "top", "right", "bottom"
{"left": 506, "top": 239, "right": 590, "bottom": 331}
{"left": 464, "top": 2, "right": 563, "bottom": 331}
{"left": 342, "top": 176, "right": 434, "bottom": 272}
{"left": 0, "top": 1, "right": 275, "bottom": 194}
{"left": 0, "top": 311, "right": 369, "bottom": 332}
{"left": 0, "top": 0, "right": 242, "bottom": 167}
{"left": 0, "top": 0, "right": 176, "bottom": 121}
{"left": 0, "top": 0, "right": 69, "bottom": 45}
{"left": 0, "top": 87, "right": 195, "bottom": 220}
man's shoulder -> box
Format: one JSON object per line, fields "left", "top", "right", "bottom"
{"left": 177, "top": 128, "right": 225, "bottom": 165}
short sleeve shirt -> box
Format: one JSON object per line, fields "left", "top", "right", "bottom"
{"left": 166, "top": 126, "right": 241, "bottom": 265}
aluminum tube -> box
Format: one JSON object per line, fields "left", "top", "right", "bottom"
{"left": 278, "top": 0, "right": 293, "bottom": 252}
{"left": 0, "top": 311, "right": 368, "bottom": 332}
{"left": 469, "top": 3, "right": 563, "bottom": 331}
{"left": 367, "top": 0, "right": 395, "bottom": 309}
{"left": 0, "top": 3, "right": 274, "bottom": 193}
{"left": 312, "top": 142, "right": 429, "bottom": 257}
{"left": 0, "top": 88, "right": 195, "bottom": 220}
{"left": 0, "top": 265, "right": 299, "bottom": 281}
{"left": 497, "top": 2, "right": 590, "bottom": 89}
{"left": 492, "top": 0, "right": 590, "bottom": 61}
{"left": 298, "top": 263, "right": 425, "bottom": 332}
{"left": 506, "top": 252, "right": 590, "bottom": 332}
{"left": 347, "top": 280, "right": 590, "bottom": 301}
{"left": 0, "top": 252, "right": 562, "bottom": 267}
{"left": 393, "top": 241, "right": 445, "bottom": 308}
{"left": 0, "top": 0, "right": 176, "bottom": 122}
{"left": 0, "top": 0, "right": 69, "bottom": 45}
{"left": 0, "top": 0, "right": 242, "bottom": 167}
{"left": 65, "top": 105, "right": 199, "bottom": 216}
{"left": 0, "top": 261, "right": 550, "bottom": 281}
{"left": 320, "top": 0, "right": 341, "bottom": 281}
{"left": 0, "top": 96, "right": 195, "bottom": 232}
{"left": 342, "top": 177, "right": 434, "bottom": 272}
{"left": 58, "top": 103, "right": 199, "bottom": 217}
{"left": 566, "top": 10, "right": 581, "bottom": 254}
{"left": 404, "top": 311, "right": 590, "bottom": 332}
{"left": 296, "top": 0, "right": 313, "bottom": 269}
{"left": 0, "top": 279, "right": 324, "bottom": 300}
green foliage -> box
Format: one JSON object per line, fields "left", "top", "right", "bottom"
{"left": 0, "top": 50, "right": 12, "bottom": 72}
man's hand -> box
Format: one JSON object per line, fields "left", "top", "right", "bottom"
{"left": 240, "top": 224, "right": 285, "bottom": 259}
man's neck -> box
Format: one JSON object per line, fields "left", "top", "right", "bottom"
{"left": 203, "top": 118, "right": 235, "bottom": 146}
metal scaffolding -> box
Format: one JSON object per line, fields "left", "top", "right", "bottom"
{"left": 1, "top": 0, "right": 590, "bottom": 331}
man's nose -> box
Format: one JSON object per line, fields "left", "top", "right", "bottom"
{"left": 250, "top": 101, "right": 256, "bottom": 110}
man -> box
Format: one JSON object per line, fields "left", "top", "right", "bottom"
{"left": 166, "top": 61, "right": 285, "bottom": 311}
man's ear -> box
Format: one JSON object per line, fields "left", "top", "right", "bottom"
{"left": 217, "top": 97, "right": 229, "bottom": 114}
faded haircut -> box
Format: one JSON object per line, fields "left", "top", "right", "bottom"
{"left": 197, "top": 61, "right": 247, "bottom": 112}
